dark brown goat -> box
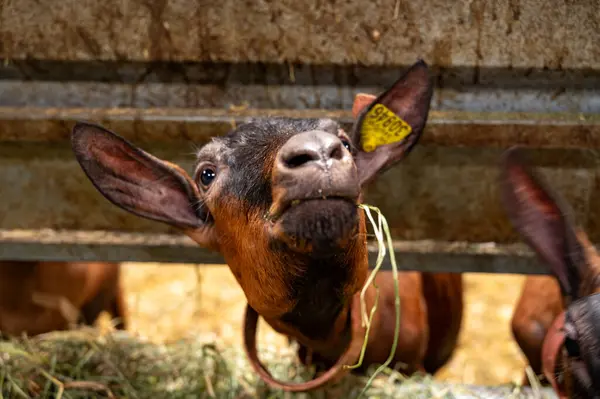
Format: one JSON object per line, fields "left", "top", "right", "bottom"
{"left": 71, "top": 61, "right": 463, "bottom": 391}
{"left": 0, "top": 261, "right": 127, "bottom": 336}
{"left": 500, "top": 147, "right": 600, "bottom": 398}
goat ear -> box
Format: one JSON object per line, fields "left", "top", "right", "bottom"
{"left": 350, "top": 60, "right": 433, "bottom": 186}
{"left": 71, "top": 122, "right": 207, "bottom": 230}
{"left": 352, "top": 94, "right": 377, "bottom": 119}
{"left": 499, "top": 146, "right": 587, "bottom": 300}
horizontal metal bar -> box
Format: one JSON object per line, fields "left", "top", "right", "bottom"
{"left": 2, "top": 81, "right": 599, "bottom": 115}
{"left": 1, "top": 106, "right": 599, "bottom": 149}
{"left": 1, "top": 0, "right": 598, "bottom": 69}
{"left": 0, "top": 230, "right": 548, "bottom": 275}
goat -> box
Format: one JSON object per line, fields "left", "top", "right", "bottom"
{"left": 70, "top": 60, "right": 463, "bottom": 391}
{"left": 0, "top": 261, "right": 127, "bottom": 336}
{"left": 500, "top": 146, "right": 600, "bottom": 398}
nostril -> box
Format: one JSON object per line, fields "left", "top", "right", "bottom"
{"left": 284, "top": 153, "right": 318, "bottom": 168}
{"left": 328, "top": 143, "right": 343, "bottom": 161}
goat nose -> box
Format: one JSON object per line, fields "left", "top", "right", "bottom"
{"left": 278, "top": 131, "right": 346, "bottom": 170}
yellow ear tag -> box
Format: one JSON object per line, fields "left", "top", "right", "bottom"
{"left": 360, "top": 103, "right": 412, "bottom": 153}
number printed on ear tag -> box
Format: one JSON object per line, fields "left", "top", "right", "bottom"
{"left": 360, "top": 103, "right": 412, "bottom": 153}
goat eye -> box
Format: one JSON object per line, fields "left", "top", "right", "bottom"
{"left": 200, "top": 167, "right": 216, "bottom": 186}
{"left": 341, "top": 139, "right": 351, "bottom": 151}
{"left": 564, "top": 336, "right": 581, "bottom": 358}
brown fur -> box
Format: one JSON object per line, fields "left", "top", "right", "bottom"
{"left": 209, "top": 197, "right": 299, "bottom": 318}
{"left": 512, "top": 275, "right": 563, "bottom": 379}
{"left": 421, "top": 272, "right": 464, "bottom": 373}
{"left": 0, "top": 261, "right": 127, "bottom": 336}
{"left": 343, "top": 271, "right": 462, "bottom": 376}
{"left": 291, "top": 271, "right": 463, "bottom": 376}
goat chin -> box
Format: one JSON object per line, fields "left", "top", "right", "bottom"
{"left": 270, "top": 199, "right": 359, "bottom": 254}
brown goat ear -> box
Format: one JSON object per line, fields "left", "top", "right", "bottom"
{"left": 499, "top": 146, "right": 586, "bottom": 300}
{"left": 71, "top": 122, "right": 206, "bottom": 230}
{"left": 350, "top": 60, "right": 433, "bottom": 186}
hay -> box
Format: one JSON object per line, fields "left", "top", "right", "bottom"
{"left": 0, "top": 329, "right": 556, "bottom": 399}
{"left": 345, "top": 204, "right": 403, "bottom": 398}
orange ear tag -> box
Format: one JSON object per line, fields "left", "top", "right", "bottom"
{"left": 360, "top": 103, "right": 412, "bottom": 153}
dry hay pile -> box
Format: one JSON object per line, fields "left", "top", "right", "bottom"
{"left": 0, "top": 328, "right": 556, "bottom": 399}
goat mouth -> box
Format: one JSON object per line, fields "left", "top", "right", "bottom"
{"left": 268, "top": 195, "right": 358, "bottom": 223}
{"left": 269, "top": 198, "right": 359, "bottom": 253}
